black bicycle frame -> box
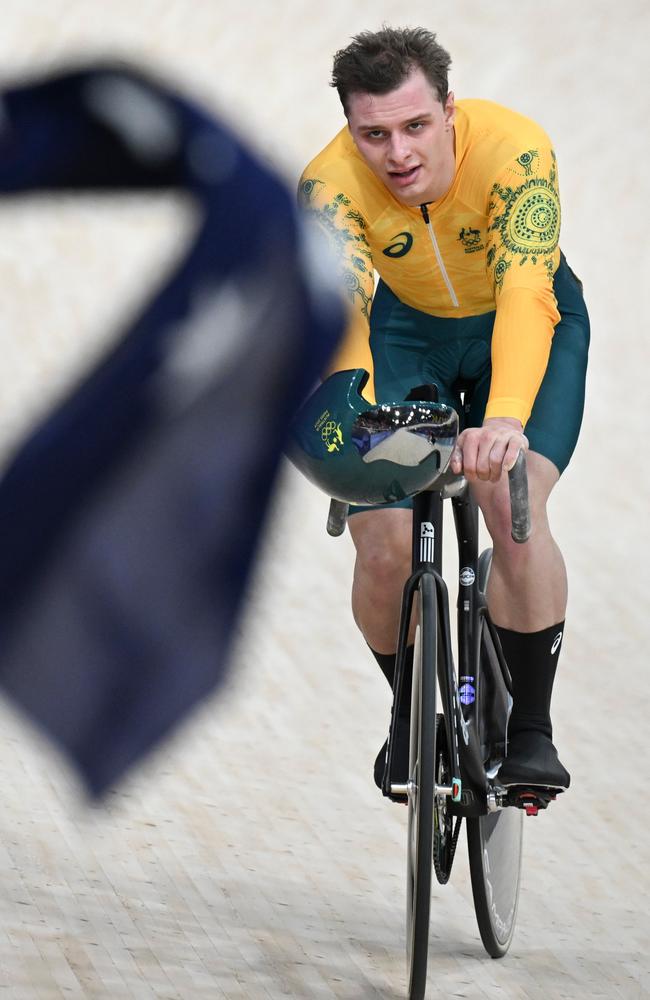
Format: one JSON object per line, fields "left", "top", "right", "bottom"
{"left": 385, "top": 486, "right": 463, "bottom": 802}
{"left": 384, "top": 480, "right": 513, "bottom": 815}
{"left": 450, "top": 487, "right": 491, "bottom": 811}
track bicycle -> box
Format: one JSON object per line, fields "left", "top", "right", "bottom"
{"left": 325, "top": 385, "right": 562, "bottom": 1000}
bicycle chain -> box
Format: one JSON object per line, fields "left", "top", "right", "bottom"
{"left": 434, "top": 815, "right": 463, "bottom": 885}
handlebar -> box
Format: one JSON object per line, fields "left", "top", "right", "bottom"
{"left": 327, "top": 450, "right": 531, "bottom": 542}
{"left": 508, "top": 450, "right": 531, "bottom": 544}
{"left": 327, "top": 500, "right": 349, "bottom": 537}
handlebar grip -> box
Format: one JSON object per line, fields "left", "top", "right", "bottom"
{"left": 508, "top": 451, "right": 531, "bottom": 544}
{"left": 327, "top": 499, "right": 349, "bottom": 537}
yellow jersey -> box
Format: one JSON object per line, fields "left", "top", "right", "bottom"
{"left": 299, "top": 99, "right": 562, "bottom": 425}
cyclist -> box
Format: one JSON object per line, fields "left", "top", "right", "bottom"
{"left": 298, "top": 27, "right": 589, "bottom": 795}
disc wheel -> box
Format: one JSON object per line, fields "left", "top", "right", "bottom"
{"left": 466, "top": 550, "right": 523, "bottom": 957}
{"left": 433, "top": 714, "right": 454, "bottom": 885}
{"left": 405, "top": 574, "right": 436, "bottom": 999}
{"left": 466, "top": 805, "right": 523, "bottom": 957}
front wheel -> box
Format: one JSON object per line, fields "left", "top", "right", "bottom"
{"left": 405, "top": 574, "right": 437, "bottom": 999}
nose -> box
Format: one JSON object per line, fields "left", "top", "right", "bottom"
{"left": 387, "top": 132, "right": 412, "bottom": 167}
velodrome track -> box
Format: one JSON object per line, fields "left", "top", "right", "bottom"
{"left": 0, "top": 2, "right": 648, "bottom": 996}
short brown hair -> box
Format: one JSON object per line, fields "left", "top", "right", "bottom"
{"left": 331, "top": 26, "right": 452, "bottom": 116}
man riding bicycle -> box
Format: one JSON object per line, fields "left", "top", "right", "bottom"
{"left": 298, "top": 27, "right": 589, "bottom": 794}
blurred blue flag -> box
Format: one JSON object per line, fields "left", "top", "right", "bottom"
{"left": 0, "top": 65, "right": 344, "bottom": 795}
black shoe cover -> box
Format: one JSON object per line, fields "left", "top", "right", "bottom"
{"left": 374, "top": 717, "right": 410, "bottom": 794}
{"left": 498, "top": 730, "right": 570, "bottom": 789}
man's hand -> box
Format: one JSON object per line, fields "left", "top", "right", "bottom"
{"left": 450, "top": 417, "right": 528, "bottom": 483}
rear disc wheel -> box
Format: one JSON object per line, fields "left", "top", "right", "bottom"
{"left": 467, "top": 550, "right": 523, "bottom": 957}
{"left": 466, "top": 806, "right": 522, "bottom": 957}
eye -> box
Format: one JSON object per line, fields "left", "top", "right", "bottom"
{"left": 408, "top": 121, "right": 425, "bottom": 132}
{"left": 366, "top": 129, "right": 385, "bottom": 140}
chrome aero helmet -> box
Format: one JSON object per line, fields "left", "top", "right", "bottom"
{"left": 288, "top": 370, "right": 458, "bottom": 505}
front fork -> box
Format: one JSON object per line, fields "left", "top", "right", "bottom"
{"left": 384, "top": 489, "right": 463, "bottom": 803}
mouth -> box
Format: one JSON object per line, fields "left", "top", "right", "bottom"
{"left": 387, "top": 165, "right": 421, "bottom": 188}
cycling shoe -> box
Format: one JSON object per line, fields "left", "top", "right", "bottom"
{"left": 497, "top": 730, "right": 570, "bottom": 789}
{"left": 374, "top": 716, "right": 410, "bottom": 797}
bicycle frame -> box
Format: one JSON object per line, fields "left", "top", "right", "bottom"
{"left": 384, "top": 480, "right": 512, "bottom": 816}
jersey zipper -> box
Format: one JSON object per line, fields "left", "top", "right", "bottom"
{"left": 419, "top": 203, "right": 459, "bottom": 309}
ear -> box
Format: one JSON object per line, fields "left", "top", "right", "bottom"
{"left": 444, "top": 91, "right": 456, "bottom": 128}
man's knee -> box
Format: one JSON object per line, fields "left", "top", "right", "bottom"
{"left": 349, "top": 509, "right": 412, "bottom": 594}
{"left": 348, "top": 509, "right": 412, "bottom": 646}
{"left": 474, "top": 451, "right": 559, "bottom": 550}
{"left": 476, "top": 481, "right": 513, "bottom": 546}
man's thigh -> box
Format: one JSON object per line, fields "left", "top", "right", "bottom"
{"left": 350, "top": 280, "right": 491, "bottom": 517}
{"left": 524, "top": 260, "right": 590, "bottom": 475}
{"left": 368, "top": 278, "right": 469, "bottom": 410}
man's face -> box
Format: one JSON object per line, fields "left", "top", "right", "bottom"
{"left": 347, "top": 67, "right": 455, "bottom": 206}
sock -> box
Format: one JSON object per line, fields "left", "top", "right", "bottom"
{"left": 368, "top": 645, "right": 414, "bottom": 719}
{"left": 494, "top": 622, "right": 565, "bottom": 739}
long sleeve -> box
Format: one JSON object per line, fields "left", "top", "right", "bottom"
{"left": 298, "top": 175, "right": 377, "bottom": 400}
{"left": 484, "top": 145, "right": 562, "bottom": 425}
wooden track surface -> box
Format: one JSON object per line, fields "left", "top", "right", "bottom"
{"left": 0, "top": 2, "right": 648, "bottom": 996}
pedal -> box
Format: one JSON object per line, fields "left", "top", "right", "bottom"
{"left": 507, "top": 786, "right": 558, "bottom": 814}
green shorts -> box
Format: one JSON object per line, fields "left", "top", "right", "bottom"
{"left": 350, "top": 252, "right": 590, "bottom": 514}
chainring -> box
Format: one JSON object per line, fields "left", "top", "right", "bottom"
{"left": 433, "top": 714, "right": 461, "bottom": 884}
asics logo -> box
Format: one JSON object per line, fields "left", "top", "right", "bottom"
{"left": 551, "top": 632, "right": 563, "bottom": 655}
{"left": 382, "top": 232, "right": 413, "bottom": 258}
